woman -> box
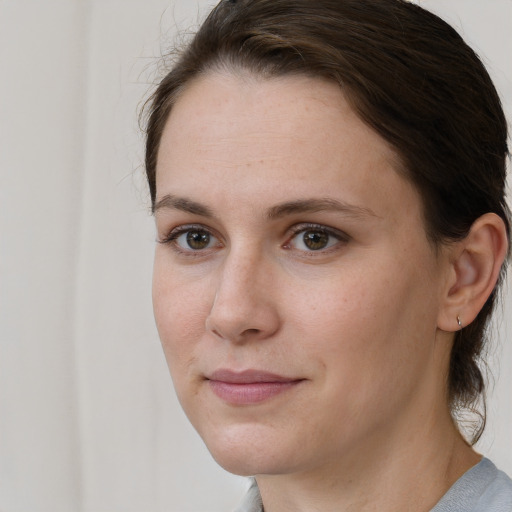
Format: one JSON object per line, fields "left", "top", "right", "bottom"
{"left": 144, "top": 0, "right": 512, "bottom": 510}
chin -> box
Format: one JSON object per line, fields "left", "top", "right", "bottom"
{"left": 210, "top": 451, "right": 262, "bottom": 477}
{"left": 199, "top": 422, "right": 301, "bottom": 477}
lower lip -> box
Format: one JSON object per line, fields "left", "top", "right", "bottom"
{"left": 208, "top": 380, "right": 301, "bottom": 405}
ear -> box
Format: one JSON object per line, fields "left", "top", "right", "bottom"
{"left": 437, "top": 213, "right": 509, "bottom": 332}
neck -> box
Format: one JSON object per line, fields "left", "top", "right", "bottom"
{"left": 256, "top": 406, "right": 480, "bottom": 512}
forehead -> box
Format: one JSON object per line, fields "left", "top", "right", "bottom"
{"left": 155, "top": 71, "right": 421, "bottom": 226}
{"left": 160, "top": 71, "right": 392, "bottom": 153}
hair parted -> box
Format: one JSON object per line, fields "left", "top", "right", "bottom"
{"left": 144, "top": 0, "right": 510, "bottom": 442}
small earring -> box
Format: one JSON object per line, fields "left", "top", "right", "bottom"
{"left": 457, "top": 315, "right": 462, "bottom": 329}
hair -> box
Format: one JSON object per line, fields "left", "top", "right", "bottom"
{"left": 144, "top": 0, "right": 510, "bottom": 442}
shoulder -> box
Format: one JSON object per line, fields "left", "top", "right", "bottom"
{"left": 432, "top": 458, "right": 512, "bottom": 512}
{"left": 478, "top": 460, "right": 512, "bottom": 511}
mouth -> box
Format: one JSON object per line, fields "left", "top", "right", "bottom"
{"left": 206, "top": 369, "right": 304, "bottom": 405}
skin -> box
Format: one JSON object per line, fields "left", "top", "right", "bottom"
{"left": 152, "top": 71, "right": 484, "bottom": 511}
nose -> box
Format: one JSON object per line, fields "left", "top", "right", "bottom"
{"left": 205, "top": 250, "right": 281, "bottom": 344}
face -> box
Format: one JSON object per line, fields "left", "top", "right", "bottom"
{"left": 152, "top": 72, "right": 452, "bottom": 477}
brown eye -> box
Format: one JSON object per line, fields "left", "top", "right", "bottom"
{"left": 287, "top": 225, "right": 346, "bottom": 253}
{"left": 185, "top": 230, "right": 211, "bottom": 250}
{"left": 165, "top": 227, "right": 219, "bottom": 251}
{"left": 302, "top": 230, "right": 329, "bottom": 250}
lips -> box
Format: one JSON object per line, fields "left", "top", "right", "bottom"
{"left": 206, "top": 369, "right": 303, "bottom": 405}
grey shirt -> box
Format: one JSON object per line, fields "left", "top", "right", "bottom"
{"left": 235, "top": 458, "right": 512, "bottom": 512}
{"left": 432, "top": 458, "right": 512, "bottom": 512}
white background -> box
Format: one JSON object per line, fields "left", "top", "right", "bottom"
{"left": 0, "top": 1, "right": 510, "bottom": 511}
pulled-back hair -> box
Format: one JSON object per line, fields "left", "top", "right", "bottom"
{"left": 144, "top": 0, "right": 510, "bottom": 441}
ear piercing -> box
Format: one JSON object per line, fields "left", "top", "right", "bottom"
{"left": 457, "top": 315, "right": 462, "bottom": 329}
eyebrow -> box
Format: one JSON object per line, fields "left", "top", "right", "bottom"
{"left": 153, "top": 194, "right": 378, "bottom": 220}
{"left": 153, "top": 195, "right": 214, "bottom": 217}
{"left": 266, "top": 198, "right": 379, "bottom": 220}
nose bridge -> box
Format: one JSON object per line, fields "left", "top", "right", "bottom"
{"left": 222, "top": 244, "right": 262, "bottom": 294}
{"left": 206, "top": 243, "right": 279, "bottom": 342}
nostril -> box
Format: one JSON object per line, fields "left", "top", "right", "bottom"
{"left": 242, "top": 328, "right": 261, "bottom": 336}
{"left": 210, "top": 327, "right": 261, "bottom": 340}
{"left": 211, "top": 329, "right": 223, "bottom": 339}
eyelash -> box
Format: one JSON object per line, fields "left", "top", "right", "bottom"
{"left": 158, "top": 222, "right": 349, "bottom": 256}
{"left": 284, "top": 223, "right": 349, "bottom": 254}
{"left": 158, "top": 224, "right": 222, "bottom": 255}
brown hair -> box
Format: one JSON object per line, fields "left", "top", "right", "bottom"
{"left": 144, "top": 0, "right": 510, "bottom": 441}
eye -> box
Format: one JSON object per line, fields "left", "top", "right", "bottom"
{"left": 160, "top": 225, "right": 221, "bottom": 252}
{"left": 177, "top": 230, "right": 215, "bottom": 250}
{"left": 286, "top": 225, "right": 347, "bottom": 252}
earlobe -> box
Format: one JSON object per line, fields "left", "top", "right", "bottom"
{"left": 438, "top": 213, "right": 508, "bottom": 332}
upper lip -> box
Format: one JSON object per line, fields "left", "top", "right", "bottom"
{"left": 207, "top": 369, "right": 300, "bottom": 384}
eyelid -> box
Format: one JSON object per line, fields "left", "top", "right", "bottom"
{"left": 284, "top": 222, "right": 350, "bottom": 252}
{"left": 157, "top": 223, "right": 222, "bottom": 252}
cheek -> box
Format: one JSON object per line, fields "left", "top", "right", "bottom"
{"left": 152, "top": 259, "right": 212, "bottom": 372}
{"left": 291, "top": 257, "right": 435, "bottom": 381}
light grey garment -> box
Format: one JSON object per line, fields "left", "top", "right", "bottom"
{"left": 234, "top": 480, "right": 262, "bottom": 512}
{"left": 234, "top": 458, "right": 512, "bottom": 512}
{"left": 431, "top": 458, "right": 512, "bottom": 512}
